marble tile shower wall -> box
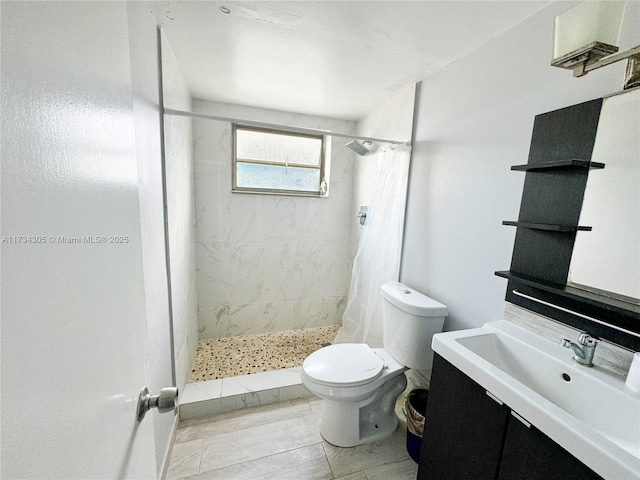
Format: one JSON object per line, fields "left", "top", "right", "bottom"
{"left": 162, "top": 35, "right": 199, "bottom": 391}
{"left": 192, "top": 99, "right": 357, "bottom": 339}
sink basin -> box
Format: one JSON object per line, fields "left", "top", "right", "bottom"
{"left": 432, "top": 321, "right": 640, "bottom": 479}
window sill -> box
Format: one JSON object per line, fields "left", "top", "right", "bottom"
{"left": 231, "top": 188, "right": 328, "bottom": 198}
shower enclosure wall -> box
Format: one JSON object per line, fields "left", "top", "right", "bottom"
{"left": 161, "top": 34, "right": 199, "bottom": 393}
{"left": 193, "top": 100, "right": 357, "bottom": 340}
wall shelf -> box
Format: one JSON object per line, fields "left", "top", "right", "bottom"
{"left": 499, "top": 98, "right": 640, "bottom": 351}
{"left": 510, "top": 159, "right": 605, "bottom": 172}
{"left": 502, "top": 221, "right": 592, "bottom": 232}
{"left": 496, "top": 270, "right": 565, "bottom": 291}
{"left": 495, "top": 270, "right": 640, "bottom": 317}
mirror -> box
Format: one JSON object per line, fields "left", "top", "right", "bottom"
{"left": 568, "top": 89, "right": 640, "bottom": 304}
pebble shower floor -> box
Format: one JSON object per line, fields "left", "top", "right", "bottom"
{"left": 189, "top": 325, "right": 341, "bottom": 382}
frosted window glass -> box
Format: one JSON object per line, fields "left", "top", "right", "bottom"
{"left": 236, "top": 129, "right": 321, "bottom": 167}
{"left": 236, "top": 163, "right": 320, "bottom": 192}
{"left": 233, "top": 124, "right": 326, "bottom": 195}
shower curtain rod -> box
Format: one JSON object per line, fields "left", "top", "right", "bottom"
{"left": 163, "top": 108, "right": 410, "bottom": 146}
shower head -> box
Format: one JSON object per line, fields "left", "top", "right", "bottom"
{"left": 345, "top": 140, "right": 375, "bottom": 156}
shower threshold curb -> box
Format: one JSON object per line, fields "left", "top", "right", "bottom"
{"left": 178, "top": 367, "right": 313, "bottom": 420}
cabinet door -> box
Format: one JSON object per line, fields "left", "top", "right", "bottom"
{"left": 418, "top": 354, "right": 510, "bottom": 480}
{"left": 498, "top": 412, "right": 603, "bottom": 480}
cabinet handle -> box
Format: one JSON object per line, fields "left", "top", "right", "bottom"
{"left": 486, "top": 391, "right": 504, "bottom": 405}
{"left": 511, "top": 411, "right": 531, "bottom": 428}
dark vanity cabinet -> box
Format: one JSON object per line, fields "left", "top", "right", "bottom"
{"left": 417, "top": 354, "right": 602, "bottom": 480}
{"left": 417, "top": 354, "right": 509, "bottom": 479}
{"left": 498, "top": 411, "right": 602, "bottom": 480}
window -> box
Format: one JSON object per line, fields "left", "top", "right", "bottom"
{"left": 232, "top": 124, "right": 327, "bottom": 196}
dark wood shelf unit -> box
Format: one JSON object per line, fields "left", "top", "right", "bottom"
{"left": 499, "top": 97, "right": 640, "bottom": 351}
{"left": 496, "top": 270, "right": 640, "bottom": 316}
{"left": 495, "top": 270, "right": 640, "bottom": 350}
{"left": 507, "top": 99, "right": 603, "bottom": 286}
{"left": 502, "top": 221, "right": 592, "bottom": 232}
{"left": 510, "top": 159, "right": 605, "bottom": 172}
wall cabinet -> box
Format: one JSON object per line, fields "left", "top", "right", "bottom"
{"left": 417, "top": 354, "right": 602, "bottom": 480}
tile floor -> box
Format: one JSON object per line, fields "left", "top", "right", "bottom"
{"left": 166, "top": 397, "right": 418, "bottom": 480}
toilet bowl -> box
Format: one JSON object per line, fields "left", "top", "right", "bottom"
{"left": 301, "top": 282, "right": 448, "bottom": 447}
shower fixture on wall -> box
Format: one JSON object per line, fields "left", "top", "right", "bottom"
{"left": 345, "top": 140, "right": 376, "bottom": 156}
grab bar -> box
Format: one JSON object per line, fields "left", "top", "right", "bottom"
{"left": 512, "top": 289, "right": 640, "bottom": 338}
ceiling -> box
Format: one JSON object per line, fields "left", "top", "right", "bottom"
{"left": 150, "top": 1, "right": 549, "bottom": 120}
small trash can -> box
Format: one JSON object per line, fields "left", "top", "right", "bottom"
{"left": 405, "top": 389, "right": 428, "bottom": 463}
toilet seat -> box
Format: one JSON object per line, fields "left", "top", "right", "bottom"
{"left": 302, "top": 343, "right": 384, "bottom": 387}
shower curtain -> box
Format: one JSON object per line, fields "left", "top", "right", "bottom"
{"left": 336, "top": 145, "right": 411, "bottom": 347}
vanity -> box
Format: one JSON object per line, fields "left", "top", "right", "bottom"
{"left": 417, "top": 321, "right": 639, "bottom": 479}
{"left": 418, "top": 90, "right": 640, "bottom": 479}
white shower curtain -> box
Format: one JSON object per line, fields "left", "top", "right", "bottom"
{"left": 336, "top": 145, "right": 411, "bottom": 347}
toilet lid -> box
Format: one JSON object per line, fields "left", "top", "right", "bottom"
{"left": 303, "top": 343, "right": 384, "bottom": 386}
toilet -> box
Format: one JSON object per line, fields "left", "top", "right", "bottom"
{"left": 301, "top": 281, "right": 448, "bottom": 447}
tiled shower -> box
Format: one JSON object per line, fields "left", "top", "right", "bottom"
{"left": 185, "top": 86, "right": 417, "bottom": 385}
{"left": 193, "top": 100, "right": 357, "bottom": 341}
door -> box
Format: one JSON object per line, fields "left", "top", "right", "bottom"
{"left": 497, "top": 412, "right": 603, "bottom": 480}
{"left": 128, "top": 3, "right": 178, "bottom": 476}
{"left": 1, "top": 2, "right": 170, "bottom": 478}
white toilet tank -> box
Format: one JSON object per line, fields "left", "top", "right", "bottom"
{"left": 381, "top": 282, "right": 448, "bottom": 370}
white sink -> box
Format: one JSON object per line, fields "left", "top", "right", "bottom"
{"left": 432, "top": 321, "right": 640, "bottom": 479}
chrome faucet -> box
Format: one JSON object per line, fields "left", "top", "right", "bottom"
{"left": 561, "top": 333, "right": 599, "bottom": 367}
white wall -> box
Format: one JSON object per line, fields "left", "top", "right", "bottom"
{"left": 192, "top": 100, "right": 356, "bottom": 339}
{"left": 401, "top": 1, "right": 640, "bottom": 333}
{"left": 161, "top": 35, "right": 199, "bottom": 392}
{"left": 1, "top": 2, "right": 162, "bottom": 477}
{"left": 129, "top": 4, "right": 176, "bottom": 475}
{"left": 357, "top": 84, "right": 416, "bottom": 143}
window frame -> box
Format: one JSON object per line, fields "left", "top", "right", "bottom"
{"left": 232, "top": 123, "right": 327, "bottom": 197}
